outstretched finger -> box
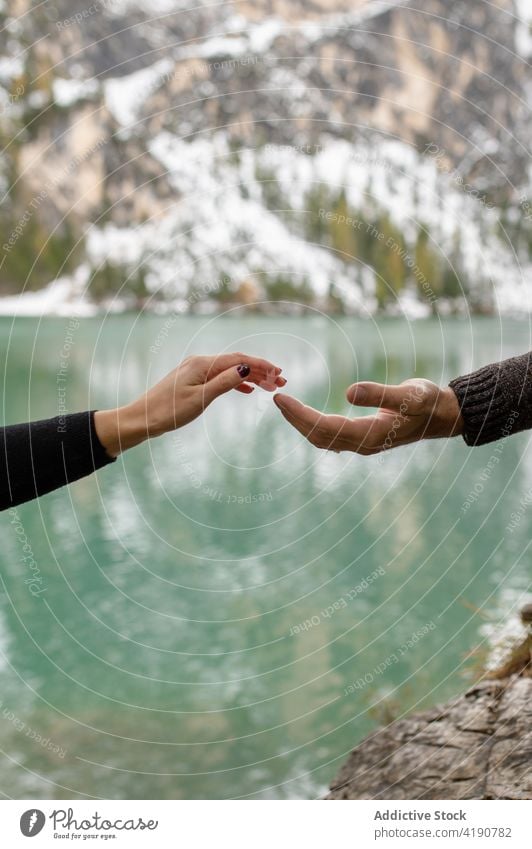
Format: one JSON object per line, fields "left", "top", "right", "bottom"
{"left": 273, "top": 394, "right": 351, "bottom": 446}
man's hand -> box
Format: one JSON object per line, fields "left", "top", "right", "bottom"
{"left": 273, "top": 378, "right": 463, "bottom": 454}
{"left": 95, "top": 353, "right": 286, "bottom": 457}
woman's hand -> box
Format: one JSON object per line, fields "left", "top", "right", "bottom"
{"left": 273, "top": 378, "right": 463, "bottom": 454}
{"left": 95, "top": 353, "right": 286, "bottom": 457}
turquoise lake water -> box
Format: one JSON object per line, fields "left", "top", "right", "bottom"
{"left": 0, "top": 313, "right": 530, "bottom": 799}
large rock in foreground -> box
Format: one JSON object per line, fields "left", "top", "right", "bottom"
{"left": 326, "top": 676, "right": 532, "bottom": 799}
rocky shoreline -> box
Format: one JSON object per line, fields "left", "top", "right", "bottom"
{"left": 326, "top": 606, "right": 532, "bottom": 800}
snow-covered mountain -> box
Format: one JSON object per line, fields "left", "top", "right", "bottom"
{"left": 0, "top": 0, "right": 531, "bottom": 315}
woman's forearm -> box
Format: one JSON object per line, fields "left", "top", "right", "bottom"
{"left": 0, "top": 411, "right": 115, "bottom": 511}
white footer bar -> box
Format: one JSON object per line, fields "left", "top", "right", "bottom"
{"left": 2, "top": 799, "right": 530, "bottom": 848}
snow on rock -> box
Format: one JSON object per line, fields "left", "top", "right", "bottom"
{"left": 0, "top": 56, "right": 24, "bottom": 84}
{"left": 191, "top": 36, "right": 248, "bottom": 60}
{"left": 103, "top": 58, "right": 174, "bottom": 129}
{"left": 104, "top": 0, "right": 194, "bottom": 15}
{"left": 53, "top": 77, "right": 100, "bottom": 108}
{"left": 515, "top": 0, "right": 532, "bottom": 57}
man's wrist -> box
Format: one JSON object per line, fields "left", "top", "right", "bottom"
{"left": 433, "top": 386, "right": 464, "bottom": 438}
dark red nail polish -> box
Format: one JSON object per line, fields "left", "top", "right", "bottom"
{"left": 237, "top": 363, "right": 250, "bottom": 378}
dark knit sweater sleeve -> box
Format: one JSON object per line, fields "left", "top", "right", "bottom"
{"left": 0, "top": 411, "right": 115, "bottom": 510}
{"left": 449, "top": 352, "right": 532, "bottom": 446}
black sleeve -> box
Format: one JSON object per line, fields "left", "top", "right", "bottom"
{"left": 449, "top": 352, "right": 532, "bottom": 446}
{"left": 0, "top": 410, "right": 116, "bottom": 510}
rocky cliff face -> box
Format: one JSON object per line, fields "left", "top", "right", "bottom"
{"left": 0, "top": 0, "right": 531, "bottom": 313}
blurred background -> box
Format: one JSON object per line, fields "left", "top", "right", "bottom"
{"left": 1, "top": 0, "right": 532, "bottom": 314}
{"left": 0, "top": 0, "right": 531, "bottom": 800}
